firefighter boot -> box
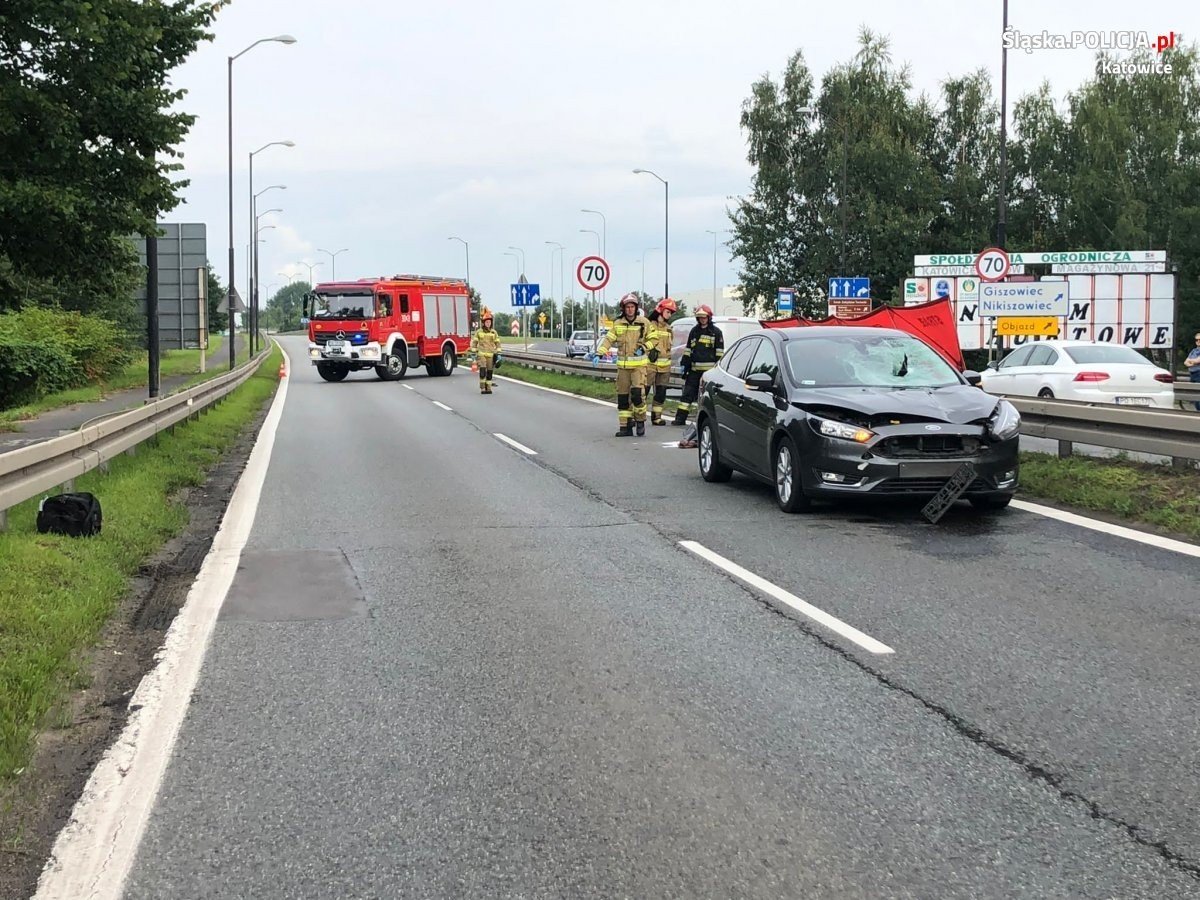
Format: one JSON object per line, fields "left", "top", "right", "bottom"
{"left": 615, "top": 423, "right": 634, "bottom": 437}
{"left": 635, "top": 420, "right": 645, "bottom": 437}
{"left": 651, "top": 415, "right": 666, "bottom": 426}
{"left": 672, "top": 409, "right": 688, "bottom": 426}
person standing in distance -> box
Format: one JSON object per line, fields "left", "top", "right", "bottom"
{"left": 591, "top": 293, "right": 651, "bottom": 436}
{"left": 471, "top": 309, "right": 502, "bottom": 394}
{"left": 645, "top": 297, "right": 678, "bottom": 425}
{"left": 1185, "top": 331, "right": 1200, "bottom": 411}
{"left": 672, "top": 305, "right": 724, "bottom": 426}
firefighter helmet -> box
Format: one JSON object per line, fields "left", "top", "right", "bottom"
{"left": 619, "top": 292, "right": 640, "bottom": 311}
{"left": 695, "top": 304, "right": 713, "bottom": 319}
{"left": 655, "top": 297, "right": 678, "bottom": 317}
{"left": 481, "top": 307, "right": 494, "bottom": 325}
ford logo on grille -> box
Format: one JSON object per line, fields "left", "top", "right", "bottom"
{"left": 336, "top": 330, "right": 345, "bottom": 339}
{"left": 924, "top": 424, "right": 942, "bottom": 431}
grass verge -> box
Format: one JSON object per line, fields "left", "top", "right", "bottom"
{"left": 0, "top": 343, "right": 281, "bottom": 780}
{"left": 500, "top": 360, "right": 682, "bottom": 412}
{"left": 1018, "top": 451, "right": 1200, "bottom": 538}
{"left": 0, "top": 337, "right": 231, "bottom": 430}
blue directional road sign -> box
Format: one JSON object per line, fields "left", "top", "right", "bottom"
{"left": 828, "top": 277, "right": 871, "bottom": 299}
{"left": 776, "top": 287, "right": 795, "bottom": 313}
{"left": 510, "top": 282, "right": 541, "bottom": 308}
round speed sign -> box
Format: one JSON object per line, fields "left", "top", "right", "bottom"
{"left": 974, "top": 247, "right": 1011, "bottom": 282}
{"left": 576, "top": 255, "right": 610, "bottom": 292}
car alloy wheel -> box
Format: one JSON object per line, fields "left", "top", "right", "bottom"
{"left": 776, "top": 442, "right": 794, "bottom": 504}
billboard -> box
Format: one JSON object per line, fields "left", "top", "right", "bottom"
{"left": 132, "top": 223, "right": 208, "bottom": 350}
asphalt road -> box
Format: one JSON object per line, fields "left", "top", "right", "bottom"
{"left": 122, "top": 337, "right": 1200, "bottom": 898}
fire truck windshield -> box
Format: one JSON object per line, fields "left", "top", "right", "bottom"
{"left": 312, "top": 292, "right": 375, "bottom": 319}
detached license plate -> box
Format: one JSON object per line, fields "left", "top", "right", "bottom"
{"left": 898, "top": 461, "right": 963, "bottom": 479}
{"left": 325, "top": 340, "right": 348, "bottom": 355}
{"left": 1114, "top": 396, "right": 1151, "bottom": 406}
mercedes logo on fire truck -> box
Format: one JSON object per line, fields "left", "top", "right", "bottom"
{"left": 336, "top": 330, "right": 345, "bottom": 340}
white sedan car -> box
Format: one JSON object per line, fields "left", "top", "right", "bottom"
{"left": 981, "top": 341, "right": 1175, "bottom": 408}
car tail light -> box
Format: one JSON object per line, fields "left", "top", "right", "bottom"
{"left": 1154, "top": 373, "right": 1173, "bottom": 384}
{"left": 1072, "top": 371, "right": 1109, "bottom": 383}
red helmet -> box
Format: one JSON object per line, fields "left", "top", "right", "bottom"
{"left": 695, "top": 304, "right": 713, "bottom": 318}
{"left": 655, "top": 298, "right": 678, "bottom": 316}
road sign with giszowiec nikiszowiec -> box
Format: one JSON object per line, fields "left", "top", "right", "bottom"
{"left": 510, "top": 283, "right": 541, "bottom": 307}
{"left": 979, "top": 282, "right": 1070, "bottom": 318}
{"left": 828, "top": 277, "right": 870, "bottom": 299}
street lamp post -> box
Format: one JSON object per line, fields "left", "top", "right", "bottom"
{"left": 317, "top": 247, "right": 349, "bottom": 281}
{"left": 448, "top": 236, "right": 471, "bottom": 322}
{"left": 300, "top": 261, "right": 323, "bottom": 286}
{"left": 705, "top": 230, "right": 721, "bottom": 308}
{"left": 249, "top": 141, "right": 293, "bottom": 355}
{"left": 506, "top": 246, "right": 527, "bottom": 348}
{"left": 228, "top": 34, "right": 296, "bottom": 370}
{"left": 633, "top": 169, "right": 668, "bottom": 300}
{"left": 545, "top": 241, "right": 564, "bottom": 340}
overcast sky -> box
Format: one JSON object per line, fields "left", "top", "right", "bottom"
{"left": 168, "top": 0, "right": 1189, "bottom": 308}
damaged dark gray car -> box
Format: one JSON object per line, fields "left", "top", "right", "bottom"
{"left": 694, "top": 326, "right": 1020, "bottom": 513}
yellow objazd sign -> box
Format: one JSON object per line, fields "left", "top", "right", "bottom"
{"left": 538, "top": 313, "right": 546, "bottom": 324}
{"left": 995, "top": 316, "right": 1059, "bottom": 336}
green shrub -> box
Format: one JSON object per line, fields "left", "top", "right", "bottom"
{"left": 0, "top": 308, "right": 133, "bottom": 410}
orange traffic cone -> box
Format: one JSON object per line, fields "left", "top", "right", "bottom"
{"left": 470, "top": 361, "right": 478, "bottom": 373}
{"left": 278, "top": 363, "right": 286, "bottom": 378}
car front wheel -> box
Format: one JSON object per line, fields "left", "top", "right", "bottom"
{"left": 773, "top": 435, "right": 811, "bottom": 513}
{"left": 698, "top": 419, "right": 732, "bottom": 483}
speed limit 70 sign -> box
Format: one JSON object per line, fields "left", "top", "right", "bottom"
{"left": 576, "top": 255, "right": 610, "bottom": 292}
{"left": 974, "top": 247, "right": 1011, "bottom": 282}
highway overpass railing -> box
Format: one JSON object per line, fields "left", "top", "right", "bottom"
{"left": 0, "top": 344, "right": 272, "bottom": 530}
{"left": 502, "top": 349, "right": 1200, "bottom": 466}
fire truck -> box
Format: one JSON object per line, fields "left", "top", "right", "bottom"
{"left": 303, "top": 275, "right": 473, "bottom": 382}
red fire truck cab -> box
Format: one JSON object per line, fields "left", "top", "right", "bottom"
{"left": 303, "top": 275, "right": 473, "bottom": 381}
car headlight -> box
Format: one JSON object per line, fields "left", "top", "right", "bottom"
{"left": 988, "top": 400, "right": 1021, "bottom": 441}
{"left": 812, "top": 417, "right": 875, "bottom": 443}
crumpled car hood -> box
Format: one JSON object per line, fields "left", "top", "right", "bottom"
{"left": 792, "top": 385, "right": 998, "bottom": 424}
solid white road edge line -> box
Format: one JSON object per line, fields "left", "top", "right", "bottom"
{"left": 34, "top": 344, "right": 293, "bottom": 900}
{"left": 493, "top": 374, "right": 615, "bottom": 407}
{"left": 679, "top": 540, "right": 895, "bottom": 656}
{"left": 494, "top": 433, "right": 538, "bottom": 455}
{"left": 1011, "top": 498, "right": 1200, "bottom": 558}
{"left": 402, "top": 384, "right": 414, "bottom": 390}
{"left": 433, "top": 400, "right": 453, "bottom": 411}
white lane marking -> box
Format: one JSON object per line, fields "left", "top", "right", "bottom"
{"left": 493, "top": 374, "right": 615, "bottom": 407}
{"left": 1011, "top": 499, "right": 1200, "bottom": 559}
{"left": 495, "top": 433, "right": 538, "bottom": 455}
{"left": 402, "top": 384, "right": 414, "bottom": 390}
{"left": 433, "top": 401, "right": 453, "bottom": 411}
{"left": 679, "top": 540, "right": 895, "bottom": 655}
{"left": 35, "top": 343, "right": 293, "bottom": 900}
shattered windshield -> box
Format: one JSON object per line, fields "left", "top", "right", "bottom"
{"left": 312, "top": 292, "right": 375, "bottom": 319}
{"left": 785, "top": 334, "right": 961, "bottom": 389}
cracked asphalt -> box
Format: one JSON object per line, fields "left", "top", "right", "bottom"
{"left": 121, "top": 337, "right": 1200, "bottom": 899}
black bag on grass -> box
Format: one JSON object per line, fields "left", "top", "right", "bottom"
{"left": 37, "top": 492, "right": 102, "bottom": 537}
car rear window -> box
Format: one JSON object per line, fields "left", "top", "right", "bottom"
{"left": 1063, "top": 346, "right": 1153, "bottom": 365}
{"left": 574, "top": 332, "right": 594, "bottom": 341}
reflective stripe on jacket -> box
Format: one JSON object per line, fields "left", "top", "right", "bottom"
{"left": 646, "top": 317, "right": 673, "bottom": 370}
{"left": 471, "top": 328, "right": 501, "bottom": 355}
{"left": 597, "top": 315, "right": 651, "bottom": 368}
{"left": 682, "top": 324, "right": 724, "bottom": 370}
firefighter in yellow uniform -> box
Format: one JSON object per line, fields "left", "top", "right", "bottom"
{"left": 591, "top": 293, "right": 650, "bottom": 436}
{"left": 471, "top": 310, "right": 502, "bottom": 394}
{"left": 645, "top": 297, "right": 677, "bottom": 425}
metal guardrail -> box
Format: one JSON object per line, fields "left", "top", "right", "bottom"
{"left": 504, "top": 349, "right": 1200, "bottom": 464}
{"left": 0, "top": 346, "right": 272, "bottom": 529}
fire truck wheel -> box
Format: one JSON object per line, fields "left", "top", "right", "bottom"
{"left": 316, "top": 363, "right": 349, "bottom": 383}
{"left": 376, "top": 351, "right": 407, "bottom": 381}
{"left": 427, "top": 345, "right": 456, "bottom": 377}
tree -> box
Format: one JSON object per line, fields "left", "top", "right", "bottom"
{"left": 206, "top": 265, "right": 228, "bottom": 334}
{"left": 264, "top": 282, "right": 309, "bottom": 333}
{"left": 0, "top": 0, "right": 219, "bottom": 315}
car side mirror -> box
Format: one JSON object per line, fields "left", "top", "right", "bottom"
{"left": 963, "top": 370, "right": 983, "bottom": 387}
{"left": 984, "top": 360, "right": 999, "bottom": 371}
{"left": 745, "top": 372, "right": 775, "bottom": 392}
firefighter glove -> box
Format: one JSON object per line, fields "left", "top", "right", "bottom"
{"left": 635, "top": 348, "right": 645, "bottom": 357}
{"left": 648, "top": 348, "right": 660, "bottom": 362}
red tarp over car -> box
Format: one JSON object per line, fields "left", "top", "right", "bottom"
{"left": 760, "top": 298, "right": 965, "bottom": 371}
